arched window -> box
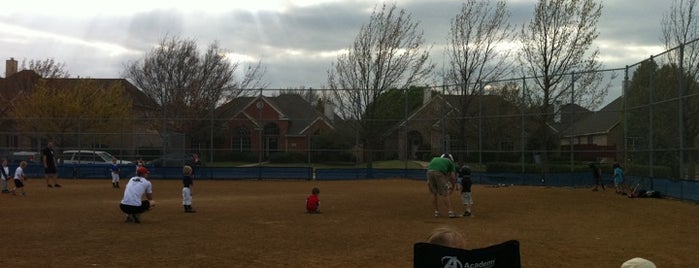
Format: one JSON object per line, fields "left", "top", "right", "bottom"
{"left": 232, "top": 126, "right": 251, "bottom": 152}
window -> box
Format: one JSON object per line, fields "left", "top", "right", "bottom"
{"left": 232, "top": 127, "right": 251, "bottom": 152}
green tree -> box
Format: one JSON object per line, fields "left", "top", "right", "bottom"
{"left": 11, "top": 79, "right": 132, "bottom": 146}
{"left": 327, "top": 3, "right": 433, "bottom": 167}
{"left": 626, "top": 60, "right": 699, "bottom": 179}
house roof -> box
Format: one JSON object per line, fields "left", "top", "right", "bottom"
{"left": 561, "top": 97, "right": 623, "bottom": 137}
{"left": 216, "top": 94, "right": 335, "bottom": 135}
{"left": 43, "top": 78, "right": 158, "bottom": 108}
{"left": 0, "top": 70, "right": 156, "bottom": 114}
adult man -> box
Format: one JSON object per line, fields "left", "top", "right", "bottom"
{"left": 120, "top": 166, "right": 155, "bottom": 223}
{"left": 426, "top": 153, "right": 458, "bottom": 218}
{"left": 42, "top": 141, "right": 60, "bottom": 188}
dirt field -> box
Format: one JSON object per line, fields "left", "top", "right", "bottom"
{"left": 1, "top": 178, "right": 697, "bottom": 267}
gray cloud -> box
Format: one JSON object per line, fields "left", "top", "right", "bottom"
{"left": 0, "top": 0, "right": 675, "bottom": 92}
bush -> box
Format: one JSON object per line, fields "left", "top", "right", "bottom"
{"left": 269, "top": 152, "right": 307, "bottom": 163}
{"left": 228, "top": 152, "right": 258, "bottom": 162}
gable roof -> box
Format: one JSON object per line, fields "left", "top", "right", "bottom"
{"left": 561, "top": 97, "right": 623, "bottom": 137}
{"left": 216, "top": 94, "right": 335, "bottom": 135}
{"left": 42, "top": 78, "right": 158, "bottom": 108}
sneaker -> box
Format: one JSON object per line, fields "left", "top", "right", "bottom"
{"left": 47, "top": 184, "right": 53, "bottom": 188}
{"left": 448, "top": 211, "right": 459, "bottom": 218}
{"left": 54, "top": 184, "right": 62, "bottom": 188}
{"left": 434, "top": 211, "right": 440, "bottom": 218}
{"left": 125, "top": 215, "right": 134, "bottom": 223}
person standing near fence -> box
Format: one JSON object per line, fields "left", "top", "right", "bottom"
{"left": 427, "top": 154, "right": 458, "bottom": 218}
{"left": 590, "top": 163, "right": 604, "bottom": 191}
{"left": 110, "top": 158, "right": 120, "bottom": 188}
{"left": 613, "top": 162, "right": 625, "bottom": 195}
{"left": 1, "top": 158, "right": 10, "bottom": 194}
{"left": 42, "top": 141, "right": 61, "bottom": 188}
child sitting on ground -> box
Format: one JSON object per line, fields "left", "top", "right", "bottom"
{"left": 306, "top": 187, "right": 321, "bottom": 213}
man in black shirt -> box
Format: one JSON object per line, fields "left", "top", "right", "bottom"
{"left": 43, "top": 141, "right": 61, "bottom": 188}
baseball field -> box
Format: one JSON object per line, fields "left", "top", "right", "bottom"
{"left": 1, "top": 178, "right": 697, "bottom": 267}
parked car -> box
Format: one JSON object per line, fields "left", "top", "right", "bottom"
{"left": 60, "top": 150, "right": 132, "bottom": 164}
{"left": 10, "top": 151, "right": 41, "bottom": 164}
{"left": 147, "top": 153, "right": 202, "bottom": 167}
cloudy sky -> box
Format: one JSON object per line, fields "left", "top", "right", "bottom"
{"left": 0, "top": 0, "right": 672, "bottom": 105}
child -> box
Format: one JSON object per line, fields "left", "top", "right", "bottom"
{"left": 1, "top": 158, "right": 10, "bottom": 193}
{"left": 182, "top": 165, "right": 196, "bottom": 213}
{"left": 458, "top": 165, "right": 473, "bottom": 217}
{"left": 306, "top": 187, "right": 320, "bottom": 213}
{"left": 12, "top": 161, "right": 28, "bottom": 196}
{"left": 111, "top": 157, "right": 121, "bottom": 188}
{"left": 613, "top": 162, "right": 625, "bottom": 195}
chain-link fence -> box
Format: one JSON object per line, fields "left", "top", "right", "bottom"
{"left": 1, "top": 40, "right": 698, "bottom": 195}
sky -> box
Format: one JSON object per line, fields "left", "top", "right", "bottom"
{"left": 0, "top": 0, "right": 672, "bottom": 106}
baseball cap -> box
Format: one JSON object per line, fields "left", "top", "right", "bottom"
{"left": 621, "top": 258, "right": 656, "bottom": 268}
{"left": 137, "top": 166, "right": 149, "bottom": 175}
{"left": 440, "top": 153, "right": 454, "bottom": 162}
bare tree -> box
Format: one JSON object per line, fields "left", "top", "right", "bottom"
{"left": 661, "top": 0, "right": 699, "bottom": 179}
{"left": 327, "top": 3, "right": 433, "bottom": 167}
{"left": 518, "top": 0, "right": 606, "bottom": 160}
{"left": 123, "top": 34, "right": 265, "bottom": 151}
{"left": 445, "top": 0, "right": 515, "bottom": 162}
{"left": 21, "top": 58, "right": 70, "bottom": 78}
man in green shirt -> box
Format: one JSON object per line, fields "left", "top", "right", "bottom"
{"left": 426, "top": 154, "right": 458, "bottom": 218}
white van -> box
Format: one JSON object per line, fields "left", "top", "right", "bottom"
{"left": 60, "top": 150, "right": 132, "bottom": 164}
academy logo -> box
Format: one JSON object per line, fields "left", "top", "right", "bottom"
{"left": 440, "top": 256, "right": 496, "bottom": 268}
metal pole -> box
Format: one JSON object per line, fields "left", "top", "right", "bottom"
{"left": 521, "top": 77, "right": 526, "bottom": 173}
{"left": 678, "top": 44, "right": 685, "bottom": 180}
{"left": 478, "top": 81, "right": 483, "bottom": 165}
{"left": 570, "top": 72, "right": 575, "bottom": 172}
{"left": 648, "top": 57, "right": 654, "bottom": 178}
{"left": 623, "top": 66, "right": 629, "bottom": 169}
{"left": 404, "top": 88, "right": 409, "bottom": 169}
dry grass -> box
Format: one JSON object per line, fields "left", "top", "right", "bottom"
{"left": 1, "top": 178, "right": 697, "bottom": 267}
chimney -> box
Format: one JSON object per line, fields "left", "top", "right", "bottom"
{"left": 423, "top": 88, "right": 431, "bottom": 105}
{"left": 324, "top": 101, "right": 335, "bottom": 121}
{"left": 5, "top": 58, "right": 18, "bottom": 78}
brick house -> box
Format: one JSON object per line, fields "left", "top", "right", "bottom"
{"left": 215, "top": 94, "right": 336, "bottom": 160}
{"left": 558, "top": 97, "right": 623, "bottom": 162}
{"left": 383, "top": 93, "right": 521, "bottom": 162}
{"left": 0, "top": 58, "right": 158, "bottom": 156}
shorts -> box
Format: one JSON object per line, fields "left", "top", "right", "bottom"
{"left": 45, "top": 166, "right": 57, "bottom": 174}
{"left": 120, "top": 201, "right": 151, "bottom": 215}
{"left": 427, "top": 170, "right": 449, "bottom": 196}
{"left": 461, "top": 192, "right": 473, "bottom": 205}
{"left": 614, "top": 177, "right": 623, "bottom": 186}
{"left": 14, "top": 179, "right": 24, "bottom": 188}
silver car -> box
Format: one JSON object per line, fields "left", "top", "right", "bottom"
{"left": 60, "top": 150, "right": 132, "bottom": 164}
